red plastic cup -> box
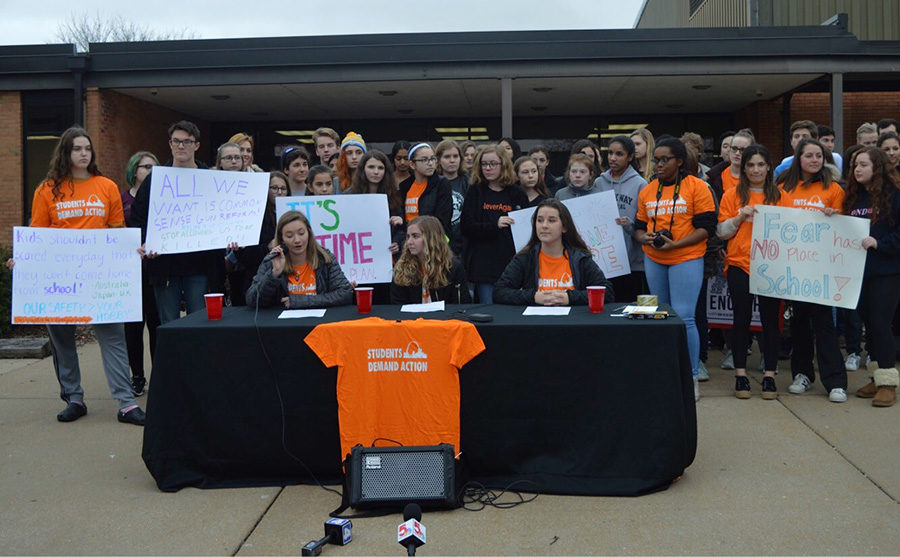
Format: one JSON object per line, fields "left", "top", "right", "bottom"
{"left": 355, "top": 287, "right": 374, "bottom": 314}
{"left": 204, "top": 293, "right": 224, "bottom": 320}
{"left": 587, "top": 286, "right": 606, "bottom": 314}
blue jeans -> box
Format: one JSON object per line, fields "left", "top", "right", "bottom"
{"left": 644, "top": 256, "right": 704, "bottom": 377}
{"left": 153, "top": 274, "right": 209, "bottom": 324}
{"left": 475, "top": 283, "right": 494, "bottom": 304}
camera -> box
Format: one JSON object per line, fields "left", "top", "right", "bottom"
{"left": 652, "top": 229, "right": 673, "bottom": 248}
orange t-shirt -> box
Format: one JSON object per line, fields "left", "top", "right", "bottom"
{"left": 720, "top": 167, "right": 739, "bottom": 193}
{"left": 636, "top": 174, "right": 717, "bottom": 266}
{"left": 777, "top": 181, "right": 845, "bottom": 212}
{"left": 304, "top": 317, "right": 485, "bottom": 460}
{"left": 719, "top": 188, "right": 774, "bottom": 274}
{"left": 31, "top": 176, "right": 125, "bottom": 229}
{"left": 405, "top": 180, "right": 428, "bottom": 222}
{"left": 287, "top": 264, "right": 317, "bottom": 295}
{"left": 537, "top": 251, "right": 574, "bottom": 291}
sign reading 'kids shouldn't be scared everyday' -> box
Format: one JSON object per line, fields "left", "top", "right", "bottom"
{"left": 749, "top": 206, "right": 869, "bottom": 310}
{"left": 144, "top": 167, "right": 269, "bottom": 254}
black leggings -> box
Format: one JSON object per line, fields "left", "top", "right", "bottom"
{"left": 856, "top": 273, "right": 900, "bottom": 370}
{"left": 726, "top": 268, "right": 781, "bottom": 371}
{"left": 790, "top": 301, "right": 847, "bottom": 391}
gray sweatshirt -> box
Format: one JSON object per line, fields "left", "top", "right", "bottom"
{"left": 555, "top": 181, "right": 600, "bottom": 201}
{"left": 594, "top": 165, "right": 648, "bottom": 272}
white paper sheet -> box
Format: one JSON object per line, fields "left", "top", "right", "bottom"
{"left": 522, "top": 306, "right": 571, "bottom": 316}
{"left": 277, "top": 309, "right": 327, "bottom": 319}
{"left": 400, "top": 301, "right": 446, "bottom": 313}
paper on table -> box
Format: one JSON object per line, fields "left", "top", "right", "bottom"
{"left": 622, "top": 305, "right": 657, "bottom": 315}
{"left": 523, "top": 306, "right": 571, "bottom": 316}
{"left": 400, "top": 301, "right": 446, "bottom": 313}
{"left": 277, "top": 309, "right": 327, "bottom": 319}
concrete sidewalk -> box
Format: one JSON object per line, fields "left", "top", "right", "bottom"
{"left": 1, "top": 339, "right": 898, "bottom": 555}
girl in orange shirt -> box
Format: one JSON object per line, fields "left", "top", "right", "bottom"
{"left": 635, "top": 138, "right": 717, "bottom": 401}
{"left": 778, "top": 138, "right": 848, "bottom": 402}
{"left": 9, "top": 127, "right": 145, "bottom": 425}
{"left": 716, "top": 144, "right": 782, "bottom": 399}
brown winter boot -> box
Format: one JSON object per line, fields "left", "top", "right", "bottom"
{"left": 872, "top": 368, "right": 898, "bottom": 408}
{"left": 856, "top": 380, "right": 877, "bottom": 398}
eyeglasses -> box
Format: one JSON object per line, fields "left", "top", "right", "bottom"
{"left": 269, "top": 185, "right": 288, "bottom": 192}
{"left": 170, "top": 138, "right": 196, "bottom": 147}
{"left": 413, "top": 156, "right": 438, "bottom": 164}
{"left": 730, "top": 146, "right": 746, "bottom": 153}
{"left": 137, "top": 164, "right": 154, "bottom": 170}
{"left": 221, "top": 155, "right": 242, "bottom": 162}
{"left": 652, "top": 156, "right": 675, "bottom": 165}
{"left": 481, "top": 161, "right": 501, "bottom": 168}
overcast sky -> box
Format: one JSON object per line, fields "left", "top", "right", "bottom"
{"left": 0, "top": 0, "right": 643, "bottom": 46}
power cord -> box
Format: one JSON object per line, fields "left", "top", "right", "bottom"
{"left": 253, "top": 282, "right": 343, "bottom": 498}
{"left": 459, "top": 480, "right": 540, "bottom": 511}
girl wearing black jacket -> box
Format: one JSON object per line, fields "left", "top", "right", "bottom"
{"left": 246, "top": 211, "right": 353, "bottom": 309}
{"left": 845, "top": 147, "right": 900, "bottom": 407}
{"left": 398, "top": 143, "right": 453, "bottom": 236}
{"left": 495, "top": 199, "right": 613, "bottom": 306}
{"left": 461, "top": 145, "right": 529, "bottom": 303}
{"left": 390, "top": 216, "right": 471, "bottom": 305}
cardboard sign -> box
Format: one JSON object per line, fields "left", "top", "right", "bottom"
{"left": 749, "top": 206, "right": 869, "bottom": 309}
{"left": 509, "top": 191, "right": 631, "bottom": 278}
{"left": 706, "top": 275, "right": 763, "bottom": 330}
{"left": 11, "top": 227, "right": 142, "bottom": 324}
{"left": 276, "top": 194, "right": 393, "bottom": 284}
{"left": 144, "top": 167, "right": 269, "bottom": 254}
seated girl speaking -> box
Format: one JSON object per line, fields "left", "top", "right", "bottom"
{"left": 494, "top": 199, "right": 614, "bottom": 306}
{"left": 246, "top": 210, "right": 353, "bottom": 308}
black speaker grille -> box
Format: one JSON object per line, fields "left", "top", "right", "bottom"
{"left": 360, "top": 450, "right": 445, "bottom": 500}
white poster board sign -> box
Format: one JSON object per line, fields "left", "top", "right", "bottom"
{"left": 11, "top": 227, "right": 142, "bottom": 324}
{"left": 509, "top": 191, "right": 631, "bottom": 278}
{"left": 706, "top": 275, "right": 762, "bottom": 330}
{"left": 276, "top": 194, "right": 392, "bottom": 284}
{"left": 145, "top": 167, "right": 269, "bottom": 254}
{"left": 749, "top": 206, "right": 869, "bottom": 309}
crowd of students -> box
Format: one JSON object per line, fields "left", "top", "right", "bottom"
{"left": 9, "top": 116, "right": 900, "bottom": 424}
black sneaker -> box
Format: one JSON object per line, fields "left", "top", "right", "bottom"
{"left": 761, "top": 376, "right": 778, "bottom": 400}
{"left": 735, "top": 376, "right": 752, "bottom": 399}
{"left": 57, "top": 402, "right": 87, "bottom": 422}
{"left": 117, "top": 407, "right": 146, "bottom": 426}
{"left": 132, "top": 377, "right": 146, "bottom": 397}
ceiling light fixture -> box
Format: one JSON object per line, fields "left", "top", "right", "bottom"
{"left": 532, "top": 87, "right": 553, "bottom": 93}
{"left": 691, "top": 84, "right": 712, "bottom": 90}
{"left": 378, "top": 90, "right": 398, "bottom": 96}
{"left": 211, "top": 94, "right": 231, "bottom": 101}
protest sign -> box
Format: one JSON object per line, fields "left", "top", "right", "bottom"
{"left": 749, "top": 206, "right": 869, "bottom": 310}
{"left": 144, "top": 167, "right": 269, "bottom": 254}
{"left": 276, "top": 194, "right": 392, "bottom": 284}
{"left": 11, "top": 227, "right": 142, "bottom": 324}
{"left": 706, "top": 275, "right": 763, "bottom": 330}
{"left": 509, "top": 191, "right": 631, "bottom": 278}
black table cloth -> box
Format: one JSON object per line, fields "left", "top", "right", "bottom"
{"left": 143, "top": 304, "right": 696, "bottom": 496}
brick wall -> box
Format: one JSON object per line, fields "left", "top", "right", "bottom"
{"left": 0, "top": 92, "right": 23, "bottom": 246}
{"left": 84, "top": 89, "right": 210, "bottom": 190}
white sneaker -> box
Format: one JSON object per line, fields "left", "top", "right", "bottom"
{"left": 829, "top": 388, "right": 848, "bottom": 403}
{"left": 720, "top": 351, "right": 735, "bottom": 370}
{"left": 693, "top": 377, "right": 700, "bottom": 402}
{"left": 788, "top": 373, "right": 811, "bottom": 394}
{"left": 844, "top": 353, "right": 861, "bottom": 371}
{"left": 697, "top": 361, "right": 710, "bottom": 382}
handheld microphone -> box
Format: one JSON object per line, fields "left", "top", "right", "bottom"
{"left": 263, "top": 243, "right": 288, "bottom": 262}
{"left": 301, "top": 518, "right": 352, "bottom": 556}
{"left": 397, "top": 503, "right": 426, "bottom": 556}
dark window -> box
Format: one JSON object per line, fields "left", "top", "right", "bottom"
{"left": 21, "top": 90, "right": 74, "bottom": 222}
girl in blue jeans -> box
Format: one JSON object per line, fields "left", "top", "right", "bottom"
{"left": 634, "top": 138, "right": 718, "bottom": 400}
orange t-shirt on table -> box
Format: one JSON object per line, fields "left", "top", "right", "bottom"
{"left": 31, "top": 176, "right": 125, "bottom": 229}
{"left": 304, "top": 317, "right": 485, "bottom": 460}
{"left": 537, "top": 251, "right": 574, "bottom": 291}
{"left": 405, "top": 180, "right": 428, "bottom": 222}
